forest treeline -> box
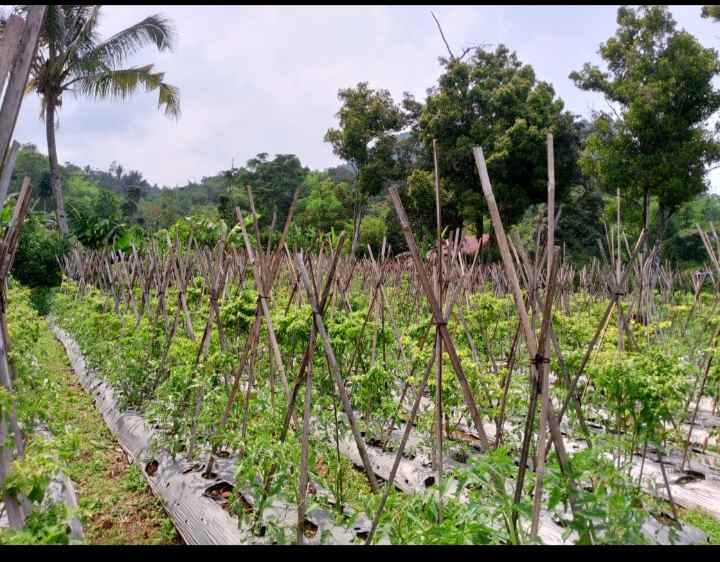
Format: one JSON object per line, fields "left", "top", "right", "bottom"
{"left": 8, "top": 5, "right": 720, "bottom": 291}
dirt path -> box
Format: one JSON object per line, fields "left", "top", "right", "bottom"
{"left": 37, "top": 320, "right": 182, "bottom": 545}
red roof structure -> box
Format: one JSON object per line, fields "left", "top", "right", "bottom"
{"left": 425, "top": 233, "right": 492, "bottom": 260}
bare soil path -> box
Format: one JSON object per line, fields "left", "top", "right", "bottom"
{"left": 37, "top": 320, "right": 182, "bottom": 544}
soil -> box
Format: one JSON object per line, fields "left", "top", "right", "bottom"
{"left": 41, "top": 327, "right": 183, "bottom": 545}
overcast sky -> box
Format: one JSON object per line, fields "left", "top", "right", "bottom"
{"left": 12, "top": 4, "right": 720, "bottom": 190}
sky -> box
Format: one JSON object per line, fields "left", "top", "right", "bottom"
{"left": 12, "top": 4, "right": 720, "bottom": 190}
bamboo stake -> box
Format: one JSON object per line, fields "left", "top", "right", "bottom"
{"left": 474, "top": 146, "right": 591, "bottom": 542}
{"left": 296, "top": 334, "right": 315, "bottom": 544}
{"left": 294, "top": 253, "right": 379, "bottom": 492}
{"left": 530, "top": 133, "right": 555, "bottom": 538}
{"left": 432, "top": 138, "right": 444, "bottom": 523}
{"left": 365, "top": 274, "right": 464, "bottom": 544}
{"left": 387, "top": 185, "right": 491, "bottom": 450}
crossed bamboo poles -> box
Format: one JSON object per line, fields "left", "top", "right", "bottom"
{"left": 56, "top": 139, "right": 697, "bottom": 545}
{"left": 681, "top": 224, "right": 720, "bottom": 472}
{"left": 61, "top": 175, "right": 586, "bottom": 542}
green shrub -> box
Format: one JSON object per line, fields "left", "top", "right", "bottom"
{"left": 12, "top": 215, "right": 70, "bottom": 289}
{"left": 29, "top": 287, "right": 54, "bottom": 316}
{"left": 359, "top": 214, "right": 387, "bottom": 254}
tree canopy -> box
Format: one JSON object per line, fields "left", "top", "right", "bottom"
{"left": 324, "top": 82, "right": 409, "bottom": 253}
{"left": 2, "top": 4, "right": 181, "bottom": 236}
{"left": 5, "top": 5, "right": 720, "bottom": 270}
{"left": 417, "top": 45, "right": 583, "bottom": 235}
{"left": 571, "top": 5, "right": 720, "bottom": 236}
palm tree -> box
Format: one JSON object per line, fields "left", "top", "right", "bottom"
{"left": 11, "top": 5, "right": 181, "bottom": 235}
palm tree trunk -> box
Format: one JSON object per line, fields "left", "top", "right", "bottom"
{"left": 45, "top": 98, "right": 69, "bottom": 235}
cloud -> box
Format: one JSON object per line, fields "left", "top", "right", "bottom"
{"left": 11, "top": 5, "right": 720, "bottom": 192}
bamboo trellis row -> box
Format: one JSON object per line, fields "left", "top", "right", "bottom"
{"left": 65, "top": 243, "right": 690, "bottom": 311}
{"left": 54, "top": 151, "right": 720, "bottom": 546}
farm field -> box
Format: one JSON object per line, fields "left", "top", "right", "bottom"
{"left": 10, "top": 210, "right": 718, "bottom": 545}
{"left": 0, "top": 287, "right": 180, "bottom": 544}
{"left": 4, "top": 4, "right": 720, "bottom": 548}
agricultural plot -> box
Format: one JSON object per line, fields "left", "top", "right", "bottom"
{"left": 27, "top": 174, "right": 720, "bottom": 545}
{"left": 3, "top": 5, "right": 720, "bottom": 547}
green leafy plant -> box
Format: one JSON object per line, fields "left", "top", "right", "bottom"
{"left": 12, "top": 215, "right": 70, "bottom": 289}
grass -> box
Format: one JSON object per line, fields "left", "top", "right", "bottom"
{"left": 678, "top": 507, "right": 720, "bottom": 544}
{"left": 642, "top": 490, "right": 720, "bottom": 545}
{"left": 31, "top": 320, "right": 182, "bottom": 545}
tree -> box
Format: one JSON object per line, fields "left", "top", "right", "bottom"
{"left": 121, "top": 184, "right": 141, "bottom": 219}
{"left": 38, "top": 172, "right": 52, "bottom": 212}
{"left": 296, "top": 172, "right": 349, "bottom": 233}
{"left": 215, "top": 153, "right": 306, "bottom": 229}
{"left": 109, "top": 160, "right": 124, "bottom": 182}
{"left": 240, "top": 153, "right": 308, "bottom": 228}
{"left": 120, "top": 169, "right": 142, "bottom": 189}
{"left": 419, "top": 45, "right": 582, "bottom": 236}
{"left": 571, "top": 5, "right": 720, "bottom": 240}
{"left": 664, "top": 193, "right": 720, "bottom": 266}
{"left": 555, "top": 184, "right": 607, "bottom": 266}
{"left": 326, "top": 164, "right": 355, "bottom": 184}
{"left": 702, "top": 5, "right": 720, "bottom": 22}
{"left": 78, "top": 161, "right": 154, "bottom": 198}
{"left": 118, "top": 168, "right": 144, "bottom": 219}
{"left": 400, "top": 169, "right": 459, "bottom": 250}
{"left": 10, "top": 5, "right": 181, "bottom": 235}
{"left": 68, "top": 188, "right": 126, "bottom": 248}
{"left": 11, "top": 143, "right": 50, "bottom": 198}
{"left": 324, "top": 82, "right": 408, "bottom": 254}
